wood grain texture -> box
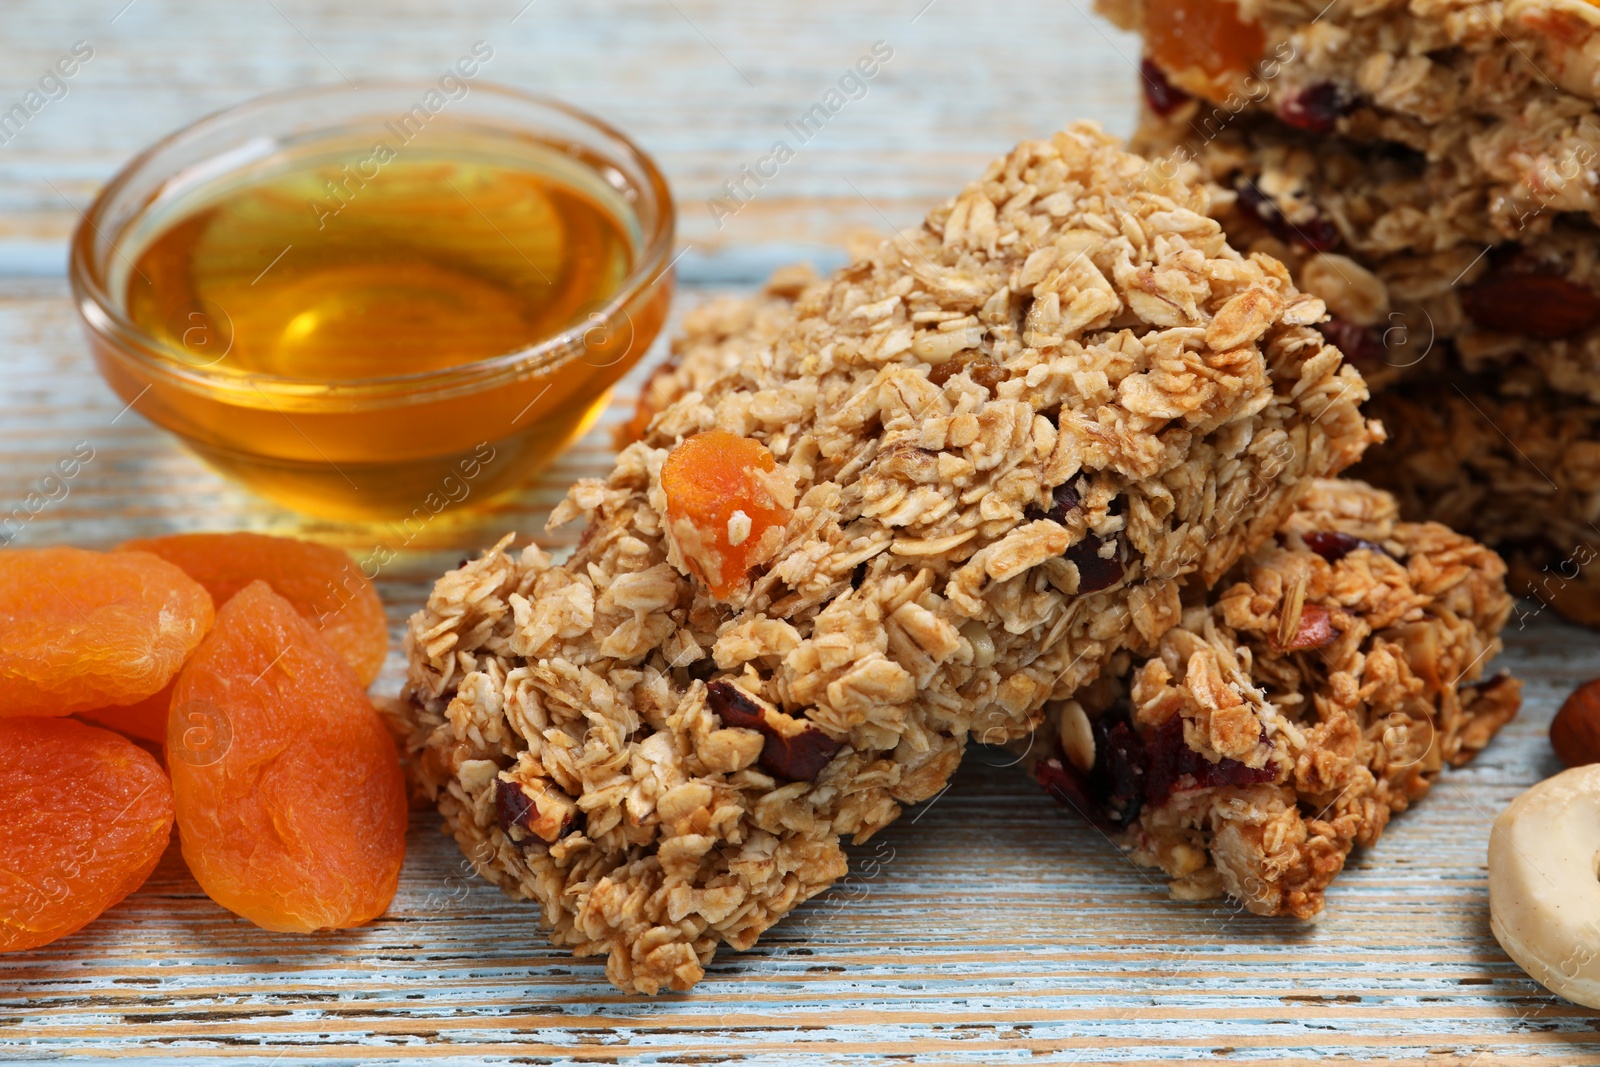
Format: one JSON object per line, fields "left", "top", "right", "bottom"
{"left": 3, "top": 1, "right": 1599, "bottom": 1062}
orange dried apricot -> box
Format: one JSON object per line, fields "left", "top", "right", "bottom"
{"left": 0, "top": 717, "right": 175, "bottom": 953}
{"left": 1144, "top": 0, "right": 1265, "bottom": 100}
{"left": 167, "top": 581, "right": 406, "bottom": 932}
{"left": 118, "top": 532, "right": 388, "bottom": 686}
{"left": 661, "top": 429, "right": 791, "bottom": 598}
{"left": 0, "top": 547, "right": 213, "bottom": 717}
{"left": 78, "top": 682, "right": 173, "bottom": 746}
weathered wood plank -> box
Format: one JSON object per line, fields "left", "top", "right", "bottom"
{"left": 3, "top": 0, "right": 1599, "bottom": 1060}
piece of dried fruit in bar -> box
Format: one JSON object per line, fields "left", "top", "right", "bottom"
{"left": 1315, "top": 318, "right": 1389, "bottom": 369}
{"left": 1462, "top": 273, "right": 1600, "bottom": 340}
{"left": 1143, "top": 0, "right": 1265, "bottom": 99}
{"left": 118, "top": 532, "right": 388, "bottom": 685}
{"left": 662, "top": 429, "right": 792, "bottom": 598}
{"left": 1141, "top": 716, "right": 1277, "bottom": 806}
{"left": 1301, "top": 530, "right": 1388, "bottom": 564}
{"left": 707, "top": 679, "right": 843, "bottom": 781}
{"left": 1279, "top": 82, "right": 1353, "bottom": 134}
{"left": 167, "top": 581, "right": 407, "bottom": 933}
{"left": 0, "top": 717, "right": 175, "bottom": 952}
{"left": 1140, "top": 57, "right": 1191, "bottom": 116}
{"left": 1235, "top": 180, "right": 1341, "bottom": 252}
{"left": 78, "top": 681, "right": 174, "bottom": 746}
{"left": 0, "top": 547, "right": 214, "bottom": 717}
{"left": 1067, "top": 533, "right": 1126, "bottom": 594}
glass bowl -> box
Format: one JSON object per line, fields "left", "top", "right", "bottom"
{"left": 69, "top": 81, "right": 675, "bottom": 520}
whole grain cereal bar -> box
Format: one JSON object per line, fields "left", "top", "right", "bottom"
{"left": 1357, "top": 376, "right": 1600, "bottom": 627}
{"left": 1133, "top": 112, "right": 1600, "bottom": 404}
{"left": 1027, "top": 479, "right": 1518, "bottom": 918}
{"left": 399, "top": 123, "right": 1377, "bottom": 993}
{"left": 1103, "top": 0, "right": 1600, "bottom": 236}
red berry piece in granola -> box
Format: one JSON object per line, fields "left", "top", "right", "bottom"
{"left": 707, "top": 680, "right": 842, "bottom": 782}
{"left": 1066, "top": 533, "right": 1127, "bottom": 594}
{"left": 1236, "top": 180, "right": 1341, "bottom": 252}
{"left": 1278, "top": 82, "right": 1353, "bottom": 134}
{"left": 1315, "top": 318, "right": 1389, "bottom": 369}
{"left": 662, "top": 429, "right": 792, "bottom": 599}
{"left": 1141, "top": 717, "right": 1277, "bottom": 808}
{"left": 1140, "top": 58, "right": 1191, "bottom": 116}
{"left": 1302, "top": 530, "right": 1388, "bottom": 563}
{"left": 1462, "top": 273, "right": 1600, "bottom": 340}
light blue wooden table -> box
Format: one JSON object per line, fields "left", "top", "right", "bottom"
{"left": 2, "top": 1, "right": 1598, "bottom": 1062}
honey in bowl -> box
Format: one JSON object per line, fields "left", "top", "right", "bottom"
{"left": 125, "top": 157, "right": 632, "bottom": 381}
{"left": 73, "top": 85, "right": 674, "bottom": 521}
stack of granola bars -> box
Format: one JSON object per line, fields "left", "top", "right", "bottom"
{"left": 1105, "top": 0, "right": 1600, "bottom": 625}
{"left": 400, "top": 122, "right": 1522, "bottom": 992}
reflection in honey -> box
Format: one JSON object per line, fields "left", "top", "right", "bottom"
{"left": 128, "top": 157, "right": 632, "bottom": 380}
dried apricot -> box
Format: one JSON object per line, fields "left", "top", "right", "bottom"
{"left": 167, "top": 581, "right": 406, "bottom": 932}
{"left": 118, "top": 532, "right": 388, "bottom": 685}
{"left": 0, "top": 547, "right": 213, "bottom": 717}
{"left": 1144, "top": 0, "right": 1265, "bottom": 101}
{"left": 78, "top": 682, "right": 173, "bottom": 745}
{"left": 0, "top": 717, "right": 175, "bottom": 952}
{"left": 661, "top": 429, "right": 791, "bottom": 598}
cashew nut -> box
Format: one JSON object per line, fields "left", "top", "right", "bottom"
{"left": 1488, "top": 764, "right": 1600, "bottom": 1009}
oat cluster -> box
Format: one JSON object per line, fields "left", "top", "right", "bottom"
{"left": 1140, "top": 115, "right": 1600, "bottom": 405}
{"left": 1027, "top": 479, "right": 1517, "bottom": 918}
{"left": 1102, "top": 0, "right": 1600, "bottom": 233}
{"left": 399, "top": 123, "right": 1376, "bottom": 993}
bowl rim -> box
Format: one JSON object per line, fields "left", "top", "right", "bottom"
{"left": 68, "top": 80, "right": 676, "bottom": 399}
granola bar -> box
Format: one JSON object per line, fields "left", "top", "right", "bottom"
{"left": 1102, "top": 0, "right": 1600, "bottom": 236}
{"left": 398, "top": 123, "right": 1377, "bottom": 993}
{"left": 1357, "top": 376, "right": 1600, "bottom": 626}
{"left": 1135, "top": 112, "right": 1600, "bottom": 402}
{"left": 1027, "top": 478, "right": 1519, "bottom": 918}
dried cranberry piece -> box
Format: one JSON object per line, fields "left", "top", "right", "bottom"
{"left": 1039, "top": 709, "right": 1279, "bottom": 826}
{"left": 1095, "top": 718, "right": 1148, "bottom": 826}
{"left": 1235, "top": 179, "right": 1340, "bottom": 252}
{"left": 1036, "top": 711, "right": 1144, "bottom": 829}
{"left": 1316, "top": 318, "right": 1388, "bottom": 368}
{"left": 495, "top": 777, "right": 534, "bottom": 834}
{"left": 1142, "top": 717, "right": 1278, "bottom": 808}
{"left": 1462, "top": 273, "right": 1600, "bottom": 340}
{"left": 1140, "top": 58, "right": 1191, "bottom": 117}
{"left": 1302, "top": 530, "right": 1388, "bottom": 564}
{"left": 1279, "top": 82, "right": 1353, "bottom": 134}
{"left": 707, "top": 679, "right": 844, "bottom": 782}
{"left": 1027, "top": 482, "right": 1082, "bottom": 525}
{"left": 1067, "top": 534, "right": 1125, "bottom": 594}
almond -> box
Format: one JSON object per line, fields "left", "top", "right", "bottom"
{"left": 1551, "top": 677, "right": 1600, "bottom": 768}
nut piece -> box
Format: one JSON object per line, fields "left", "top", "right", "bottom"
{"left": 1276, "top": 602, "right": 1339, "bottom": 651}
{"left": 1055, "top": 699, "right": 1096, "bottom": 772}
{"left": 1488, "top": 764, "right": 1600, "bottom": 1009}
{"left": 706, "top": 679, "right": 844, "bottom": 782}
{"left": 1551, "top": 679, "right": 1600, "bottom": 768}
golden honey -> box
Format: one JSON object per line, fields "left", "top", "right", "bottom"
{"left": 76, "top": 97, "right": 674, "bottom": 521}
{"left": 126, "top": 157, "right": 632, "bottom": 381}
